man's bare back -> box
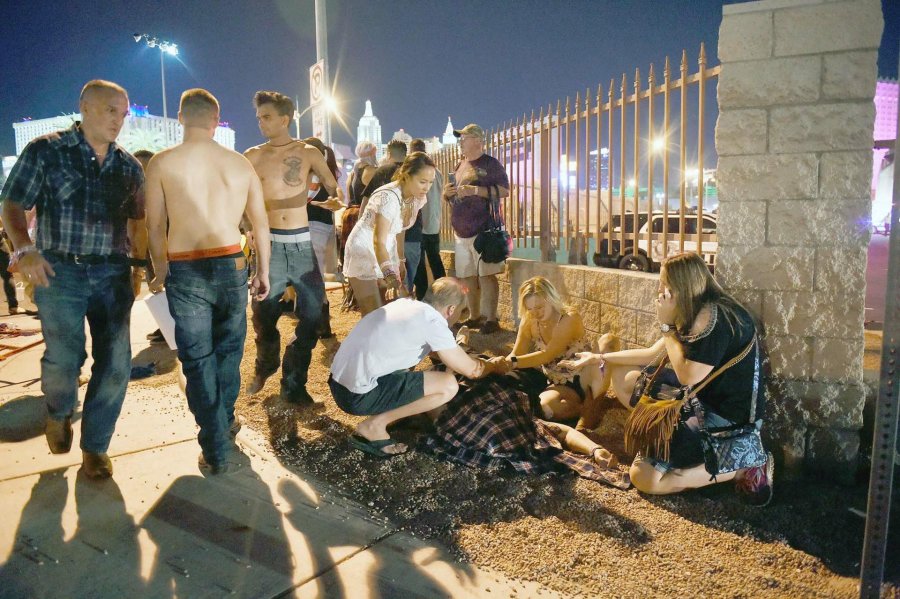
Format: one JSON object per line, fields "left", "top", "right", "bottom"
{"left": 244, "top": 140, "right": 336, "bottom": 229}
{"left": 153, "top": 140, "right": 259, "bottom": 252}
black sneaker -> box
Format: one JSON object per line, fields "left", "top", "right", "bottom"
{"left": 735, "top": 451, "right": 774, "bottom": 507}
{"left": 480, "top": 320, "right": 501, "bottom": 334}
{"left": 281, "top": 388, "right": 324, "bottom": 409}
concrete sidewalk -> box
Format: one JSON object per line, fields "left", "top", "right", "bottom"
{"left": 0, "top": 296, "right": 557, "bottom": 598}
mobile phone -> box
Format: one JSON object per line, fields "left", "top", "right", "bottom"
{"left": 448, "top": 172, "right": 457, "bottom": 186}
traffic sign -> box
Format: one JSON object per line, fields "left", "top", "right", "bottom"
{"left": 309, "top": 59, "right": 325, "bottom": 107}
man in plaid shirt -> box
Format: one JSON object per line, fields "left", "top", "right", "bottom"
{"left": 0, "top": 80, "right": 146, "bottom": 479}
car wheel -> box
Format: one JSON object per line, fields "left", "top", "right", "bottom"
{"left": 619, "top": 253, "right": 650, "bottom": 272}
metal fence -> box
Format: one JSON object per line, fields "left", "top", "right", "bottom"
{"left": 433, "top": 44, "right": 720, "bottom": 271}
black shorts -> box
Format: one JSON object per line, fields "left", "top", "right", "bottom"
{"left": 328, "top": 371, "right": 425, "bottom": 416}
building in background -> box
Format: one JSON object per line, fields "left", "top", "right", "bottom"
{"left": 356, "top": 99, "right": 383, "bottom": 161}
{"left": 12, "top": 104, "right": 235, "bottom": 156}
{"left": 390, "top": 129, "right": 412, "bottom": 147}
{"left": 441, "top": 117, "right": 456, "bottom": 147}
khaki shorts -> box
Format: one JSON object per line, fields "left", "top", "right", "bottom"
{"left": 454, "top": 234, "right": 506, "bottom": 278}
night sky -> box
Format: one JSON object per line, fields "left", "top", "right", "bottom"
{"left": 1, "top": 0, "right": 897, "bottom": 158}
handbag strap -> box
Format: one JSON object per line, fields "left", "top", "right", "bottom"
{"left": 487, "top": 188, "right": 503, "bottom": 229}
{"left": 642, "top": 348, "right": 671, "bottom": 388}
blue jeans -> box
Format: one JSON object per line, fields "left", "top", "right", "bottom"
{"left": 404, "top": 240, "right": 422, "bottom": 291}
{"left": 166, "top": 254, "right": 248, "bottom": 466}
{"left": 251, "top": 240, "right": 325, "bottom": 398}
{"left": 35, "top": 257, "right": 134, "bottom": 453}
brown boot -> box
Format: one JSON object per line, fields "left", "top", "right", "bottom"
{"left": 81, "top": 451, "right": 113, "bottom": 479}
{"left": 45, "top": 417, "right": 73, "bottom": 454}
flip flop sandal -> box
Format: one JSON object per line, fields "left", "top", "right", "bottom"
{"left": 349, "top": 434, "right": 407, "bottom": 458}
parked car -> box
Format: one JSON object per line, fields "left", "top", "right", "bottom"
{"left": 592, "top": 213, "right": 651, "bottom": 268}
{"left": 593, "top": 212, "right": 718, "bottom": 272}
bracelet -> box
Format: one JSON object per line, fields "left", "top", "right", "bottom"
{"left": 12, "top": 244, "right": 38, "bottom": 261}
{"left": 10, "top": 244, "right": 39, "bottom": 267}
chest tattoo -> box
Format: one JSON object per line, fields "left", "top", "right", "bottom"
{"left": 283, "top": 156, "right": 303, "bottom": 187}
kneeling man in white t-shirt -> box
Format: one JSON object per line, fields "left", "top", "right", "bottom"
{"left": 329, "top": 277, "right": 500, "bottom": 457}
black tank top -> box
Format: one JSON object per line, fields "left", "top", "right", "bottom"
{"left": 348, "top": 163, "right": 369, "bottom": 206}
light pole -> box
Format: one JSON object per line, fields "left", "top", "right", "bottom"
{"left": 133, "top": 33, "right": 178, "bottom": 145}
{"left": 314, "top": 0, "right": 332, "bottom": 145}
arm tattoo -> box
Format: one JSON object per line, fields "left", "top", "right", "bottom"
{"left": 283, "top": 156, "right": 303, "bottom": 187}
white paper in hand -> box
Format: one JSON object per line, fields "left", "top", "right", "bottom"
{"left": 144, "top": 291, "right": 177, "bottom": 350}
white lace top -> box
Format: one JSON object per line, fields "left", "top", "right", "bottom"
{"left": 342, "top": 182, "right": 426, "bottom": 280}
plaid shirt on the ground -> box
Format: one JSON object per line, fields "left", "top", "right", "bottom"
{"left": 0, "top": 123, "right": 144, "bottom": 256}
{"left": 421, "top": 375, "right": 630, "bottom": 489}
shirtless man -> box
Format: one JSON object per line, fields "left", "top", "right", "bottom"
{"left": 243, "top": 90, "right": 339, "bottom": 405}
{"left": 145, "top": 88, "right": 271, "bottom": 474}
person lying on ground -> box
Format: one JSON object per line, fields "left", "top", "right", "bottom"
{"left": 328, "top": 277, "right": 502, "bottom": 457}
{"left": 421, "top": 365, "right": 628, "bottom": 489}
{"left": 559, "top": 252, "right": 772, "bottom": 505}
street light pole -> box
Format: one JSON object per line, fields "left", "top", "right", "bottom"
{"left": 314, "top": 0, "right": 332, "bottom": 145}
{"left": 160, "top": 50, "right": 168, "bottom": 123}
{"left": 133, "top": 33, "right": 178, "bottom": 146}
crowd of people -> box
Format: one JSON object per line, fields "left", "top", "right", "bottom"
{"left": 0, "top": 80, "right": 773, "bottom": 506}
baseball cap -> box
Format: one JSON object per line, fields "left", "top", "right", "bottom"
{"left": 453, "top": 123, "right": 484, "bottom": 139}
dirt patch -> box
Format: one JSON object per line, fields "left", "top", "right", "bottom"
{"left": 132, "top": 288, "right": 900, "bottom": 598}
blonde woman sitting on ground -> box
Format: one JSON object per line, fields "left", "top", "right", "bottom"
{"left": 492, "top": 277, "right": 617, "bottom": 457}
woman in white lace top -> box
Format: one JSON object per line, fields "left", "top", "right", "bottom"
{"left": 342, "top": 152, "right": 435, "bottom": 314}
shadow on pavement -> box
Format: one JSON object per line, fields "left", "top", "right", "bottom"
{"left": 0, "top": 469, "right": 144, "bottom": 597}
{"left": 141, "top": 463, "right": 297, "bottom": 597}
{"left": 0, "top": 395, "right": 81, "bottom": 443}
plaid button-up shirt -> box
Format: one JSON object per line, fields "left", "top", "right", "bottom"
{"left": 0, "top": 123, "right": 144, "bottom": 256}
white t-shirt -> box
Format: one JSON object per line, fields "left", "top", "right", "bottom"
{"left": 331, "top": 298, "right": 458, "bottom": 394}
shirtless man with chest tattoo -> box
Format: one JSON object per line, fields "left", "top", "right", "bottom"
{"left": 243, "top": 90, "right": 339, "bottom": 405}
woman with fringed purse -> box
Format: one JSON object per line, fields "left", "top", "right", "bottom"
{"left": 560, "top": 252, "right": 774, "bottom": 506}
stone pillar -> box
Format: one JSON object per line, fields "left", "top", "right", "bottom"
{"left": 715, "top": 0, "right": 883, "bottom": 481}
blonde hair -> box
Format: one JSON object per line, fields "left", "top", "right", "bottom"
{"left": 660, "top": 252, "right": 748, "bottom": 335}
{"left": 517, "top": 276, "right": 568, "bottom": 319}
{"left": 424, "top": 277, "right": 466, "bottom": 311}
{"left": 180, "top": 88, "right": 219, "bottom": 126}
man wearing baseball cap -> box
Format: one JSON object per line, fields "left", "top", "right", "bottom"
{"left": 442, "top": 123, "right": 509, "bottom": 335}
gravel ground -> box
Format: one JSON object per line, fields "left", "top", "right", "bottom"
{"left": 133, "top": 288, "right": 900, "bottom": 599}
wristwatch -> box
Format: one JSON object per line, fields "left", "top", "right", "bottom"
{"left": 509, "top": 355, "right": 518, "bottom": 369}
{"left": 659, "top": 323, "right": 674, "bottom": 334}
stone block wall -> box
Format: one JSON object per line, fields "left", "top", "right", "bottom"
{"left": 440, "top": 252, "right": 661, "bottom": 350}
{"left": 716, "top": 0, "right": 883, "bottom": 481}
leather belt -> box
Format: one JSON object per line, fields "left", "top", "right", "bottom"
{"left": 44, "top": 250, "right": 129, "bottom": 265}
